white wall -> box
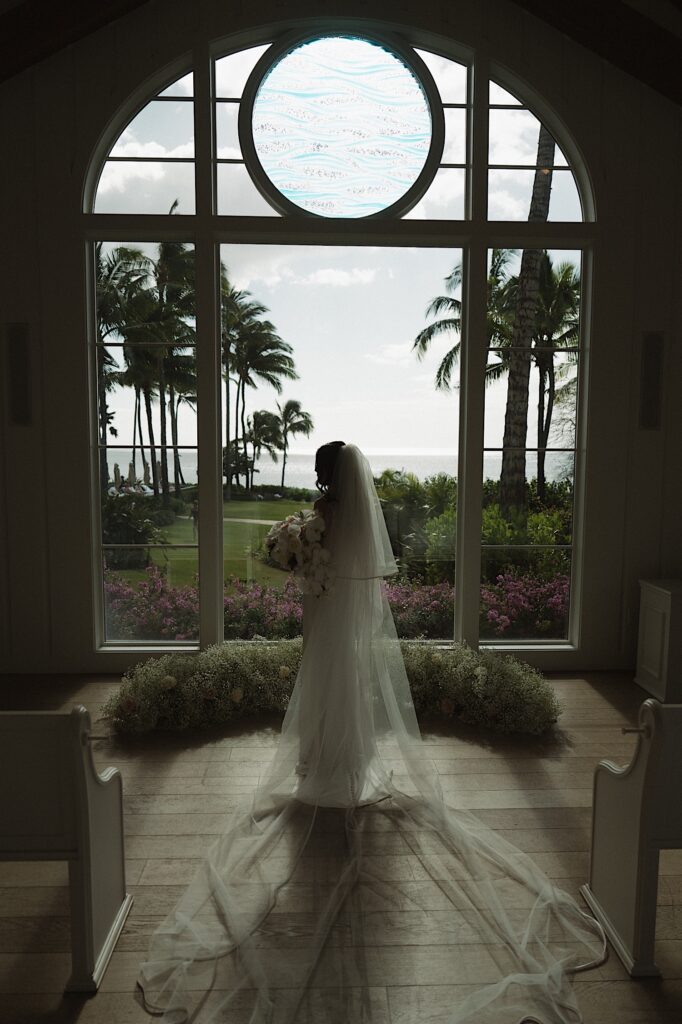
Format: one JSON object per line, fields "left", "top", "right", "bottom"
{"left": 1, "top": 0, "right": 680, "bottom": 673}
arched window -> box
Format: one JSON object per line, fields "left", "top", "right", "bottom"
{"left": 86, "top": 25, "right": 592, "bottom": 652}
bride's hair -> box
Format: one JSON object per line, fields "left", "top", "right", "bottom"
{"left": 315, "top": 441, "right": 345, "bottom": 494}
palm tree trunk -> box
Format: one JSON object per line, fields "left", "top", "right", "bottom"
{"left": 132, "top": 389, "right": 138, "bottom": 477}
{"left": 158, "top": 368, "right": 171, "bottom": 507}
{"left": 136, "top": 387, "right": 148, "bottom": 475}
{"left": 234, "top": 379, "right": 242, "bottom": 488}
{"left": 143, "top": 387, "right": 159, "bottom": 496}
{"left": 538, "top": 358, "right": 556, "bottom": 502}
{"left": 499, "top": 125, "right": 555, "bottom": 519}
{"left": 169, "top": 384, "right": 182, "bottom": 498}
{"left": 97, "top": 371, "right": 109, "bottom": 495}
{"left": 280, "top": 435, "right": 288, "bottom": 489}
{"left": 240, "top": 386, "right": 248, "bottom": 490}
{"left": 224, "top": 359, "right": 232, "bottom": 500}
{"left": 537, "top": 361, "right": 547, "bottom": 503}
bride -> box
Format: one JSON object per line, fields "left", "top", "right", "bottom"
{"left": 138, "top": 442, "right": 605, "bottom": 1023}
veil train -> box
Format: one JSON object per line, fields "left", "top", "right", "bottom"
{"left": 138, "top": 444, "right": 605, "bottom": 1024}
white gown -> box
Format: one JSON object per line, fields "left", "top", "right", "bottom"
{"left": 138, "top": 445, "right": 605, "bottom": 1024}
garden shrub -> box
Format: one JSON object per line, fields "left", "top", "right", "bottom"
{"left": 104, "top": 568, "right": 570, "bottom": 642}
{"left": 101, "top": 494, "right": 163, "bottom": 570}
{"left": 424, "top": 507, "right": 456, "bottom": 583}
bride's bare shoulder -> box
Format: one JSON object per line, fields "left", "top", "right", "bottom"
{"left": 313, "top": 496, "right": 333, "bottom": 523}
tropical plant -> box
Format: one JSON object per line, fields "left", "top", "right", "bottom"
{"left": 245, "top": 410, "right": 282, "bottom": 489}
{"left": 101, "top": 494, "right": 163, "bottom": 569}
{"left": 412, "top": 249, "right": 516, "bottom": 390}
{"left": 276, "top": 399, "right": 314, "bottom": 488}
{"left": 498, "top": 124, "right": 556, "bottom": 517}
{"left": 221, "top": 269, "right": 275, "bottom": 495}
{"left": 95, "top": 242, "right": 150, "bottom": 493}
{"left": 223, "top": 286, "right": 297, "bottom": 490}
{"left": 503, "top": 252, "right": 580, "bottom": 500}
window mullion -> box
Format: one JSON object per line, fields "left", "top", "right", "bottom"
{"left": 194, "top": 43, "right": 224, "bottom": 648}
{"left": 455, "top": 52, "right": 489, "bottom": 647}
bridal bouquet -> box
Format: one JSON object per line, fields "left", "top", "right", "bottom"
{"left": 265, "top": 510, "right": 333, "bottom": 596}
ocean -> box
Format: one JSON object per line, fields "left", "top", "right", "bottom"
{"left": 105, "top": 448, "right": 574, "bottom": 489}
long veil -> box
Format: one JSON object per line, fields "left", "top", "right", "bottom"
{"left": 138, "top": 444, "right": 605, "bottom": 1023}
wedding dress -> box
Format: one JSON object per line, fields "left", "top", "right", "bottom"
{"left": 138, "top": 444, "right": 605, "bottom": 1024}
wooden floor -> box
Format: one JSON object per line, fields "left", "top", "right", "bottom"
{"left": 1, "top": 672, "right": 681, "bottom": 1023}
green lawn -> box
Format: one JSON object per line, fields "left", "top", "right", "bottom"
{"left": 116, "top": 499, "right": 313, "bottom": 590}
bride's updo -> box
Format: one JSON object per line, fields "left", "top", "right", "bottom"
{"left": 315, "top": 441, "right": 345, "bottom": 494}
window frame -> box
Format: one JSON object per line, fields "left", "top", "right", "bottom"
{"left": 84, "top": 25, "right": 596, "bottom": 655}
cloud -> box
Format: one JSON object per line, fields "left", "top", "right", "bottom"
{"left": 364, "top": 341, "right": 414, "bottom": 367}
{"left": 296, "top": 267, "right": 377, "bottom": 287}
{"left": 99, "top": 142, "right": 194, "bottom": 195}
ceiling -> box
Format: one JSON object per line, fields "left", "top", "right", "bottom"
{"left": 0, "top": 0, "right": 681, "bottom": 103}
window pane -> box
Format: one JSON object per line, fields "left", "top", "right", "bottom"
{"left": 442, "top": 107, "right": 466, "bottom": 163}
{"left": 216, "top": 163, "right": 280, "bottom": 216}
{"left": 480, "top": 549, "right": 571, "bottom": 641}
{"left": 416, "top": 49, "right": 468, "bottom": 103}
{"left": 216, "top": 102, "right": 241, "bottom": 158}
{"left": 214, "top": 45, "right": 271, "bottom": 99}
{"left": 403, "top": 167, "right": 465, "bottom": 218}
{"left": 480, "top": 453, "right": 573, "bottom": 642}
{"left": 110, "top": 100, "right": 194, "bottom": 158}
{"left": 248, "top": 37, "right": 433, "bottom": 218}
{"left": 158, "top": 73, "right": 194, "bottom": 97}
{"left": 484, "top": 351, "right": 578, "bottom": 449}
{"left": 489, "top": 109, "right": 567, "bottom": 166}
{"left": 220, "top": 243, "right": 461, "bottom": 641}
{"left": 96, "top": 348, "right": 197, "bottom": 447}
{"left": 489, "top": 82, "right": 521, "bottom": 105}
{"left": 101, "top": 448, "right": 198, "bottom": 499}
{"left": 481, "top": 453, "right": 574, "bottom": 539}
{"left": 94, "top": 161, "right": 195, "bottom": 214}
{"left": 103, "top": 546, "right": 199, "bottom": 642}
{"left": 488, "top": 168, "right": 581, "bottom": 221}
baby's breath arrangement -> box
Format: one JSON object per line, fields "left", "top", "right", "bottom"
{"left": 103, "top": 640, "right": 560, "bottom": 736}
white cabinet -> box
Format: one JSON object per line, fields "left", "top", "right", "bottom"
{"left": 635, "top": 580, "right": 682, "bottom": 702}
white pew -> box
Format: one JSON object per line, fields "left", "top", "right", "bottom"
{"left": 580, "top": 698, "right": 682, "bottom": 976}
{"left": 0, "top": 705, "right": 133, "bottom": 991}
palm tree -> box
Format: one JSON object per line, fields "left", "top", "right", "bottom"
{"left": 413, "top": 249, "right": 516, "bottom": 390}
{"left": 504, "top": 253, "right": 580, "bottom": 499}
{"left": 414, "top": 125, "right": 557, "bottom": 518}
{"left": 233, "top": 327, "right": 297, "bottom": 488}
{"left": 95, "top": 242, "right": 150, "bottom": 494}
{"left": 150, "top": 226, "right": 196, "bottom": 506}
{"left": 276, "top": 399, "right": 314, "bottom": 488}
{"left": 498, "top": 124, "right": 556, "bottom": 517}
{"left": 220, "top": 270, "right": 272, "bottom": 496}
{"left": 246, "top": 410, "right": 282, "bottom": 489}
{"left": 166, "top": 350, "right": 197, "bottom": 496}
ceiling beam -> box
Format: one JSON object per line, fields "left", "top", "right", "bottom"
{"left": 0, "top": 0, "right": 680, "bottom": 105}
{"left": 511, "top": 0, "right": 682, "bottom": 105}
{"left": 0, "top": 0, "right": 152, "bottom": 83}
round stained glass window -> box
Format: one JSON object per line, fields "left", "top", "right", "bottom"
{"left": 240, "top": 35, "right": 442, "bottom": 218}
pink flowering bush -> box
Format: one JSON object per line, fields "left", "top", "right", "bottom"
{"left": 104, "top": 568, "right": 200, "bottom": 642}
{"left": 104, "top": 567, "right": 569, "bottom": 642}
{"left": 481, "top": 572, "right": 569, "bottom": 638}
{"left": 384, "top": 580, "right": 454, "bottom": 638}
{"left": 223, "top": 577, "right": 303, "bottom": 639}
